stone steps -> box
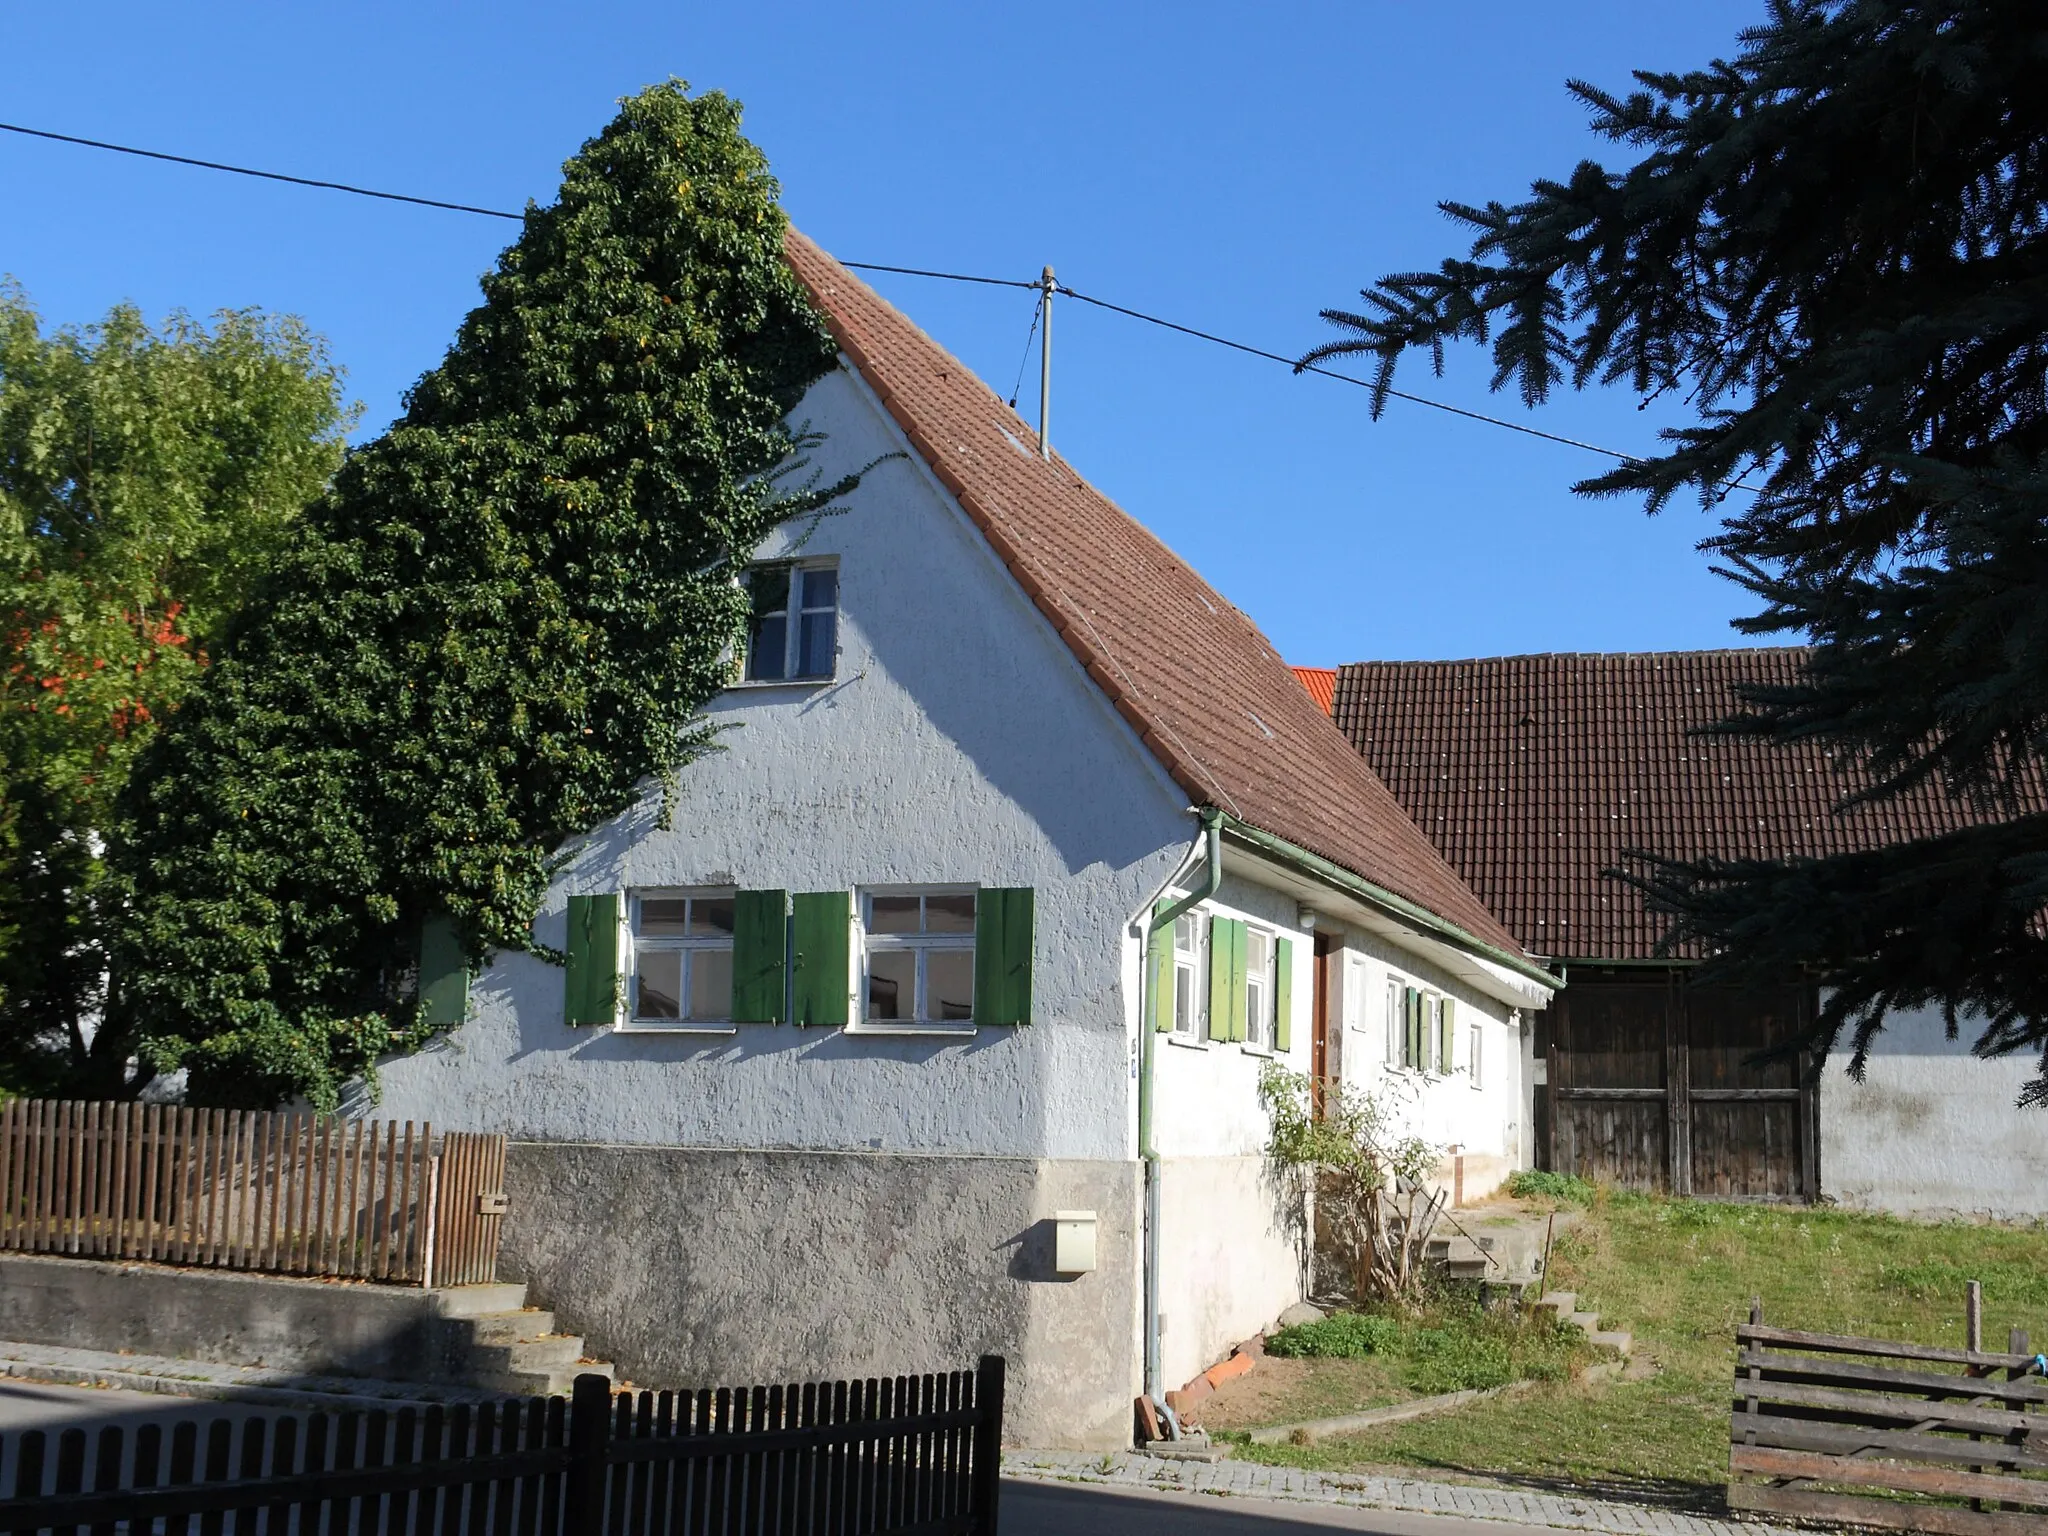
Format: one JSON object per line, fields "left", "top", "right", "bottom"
{"left": 431, "top": 1286, "right": 616, "bottom": 1397}
{"left": 1534, "top": 1292, "right": 1631, "bottom": 1359}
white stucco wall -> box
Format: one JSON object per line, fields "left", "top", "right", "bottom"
{"left": 365, "top": 362, "right": 1192, "bottom": 1161}
{"left": 1820, "top": 1002, "right": 2048, "bottom": 1218}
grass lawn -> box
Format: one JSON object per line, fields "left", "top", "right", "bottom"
{"left": 1228, "top": 1189, "right": 2048, "bottom": 1506}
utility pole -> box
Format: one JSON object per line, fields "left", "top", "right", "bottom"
{"left": 1039, "top": 265, "right": 1055, "bottom": 460}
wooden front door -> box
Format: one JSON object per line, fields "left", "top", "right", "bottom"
{"left": 1546, "top": 969, "right": 1816, "bottom": 1200}
{"left": 1311, "top": 932, "right": 1338, "bottom": 1114}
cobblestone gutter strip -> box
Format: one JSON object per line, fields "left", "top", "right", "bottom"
{"left": 1003, "top": 1451, "right": 1800, "bottom": 1536}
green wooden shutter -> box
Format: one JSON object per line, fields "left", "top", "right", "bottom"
{"left": 418, "top": 914, "right": 470, "bottom": 1030}
{"left": 1228, "top": 921, "right": 1250, "bottom": 1043}
{"left": 1439, "top": 995, "right": 1457, "bottom": 1073}
{"left": 731, "top": 888, "right": 789, "bottom": 1024}
{"left": 1149, "top": 902, "right": 1176, "bottom": 1034}
{"left": 1403, "top": 986, "right": 1422, "bottom": 1068}
{"left": 1274, "top": 935, "right": 1294, "bottom": 1053}
{"left": 974, "top": 888, "right": 1035, "bottom": 1025}
{"left": 1206, "top": 915, "right": 1233, "bottom": 1042}
{"left": 564, "top": 893, "right": 620, "bottom": 1026}
{"left": 790, "top": 891, "right": 851, "bottom": 1026}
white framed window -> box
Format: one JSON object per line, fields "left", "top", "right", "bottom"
{"left": 1427, "top": 993, "right": 1444, "bottom": 1073}
{"left": 861, "top": 888, "right": 976, "bottom": 1026}
{"left": 744, "top": 561, "right": 838, "bottom": 682}
{"left": 1386, "top": 977, "right": 1403, "bottom": 1067}
{"left": 1244, "top": 926, "right": 1275, "bottom": 1051}
{"left": 1469, "top": 1020, "right": 1484, "bottom": 1089}
{"left": 629, "top": 890, "right": 734, "bottom": 1027}
{"left": 1171, "top": 913, "right": 1202, "bottom": 1037}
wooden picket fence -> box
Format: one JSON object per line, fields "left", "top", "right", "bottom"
{"left": 1729, "top": 1294, "right": 2048, "bottom": 1535}
{"left": 0, "top": 1360, "right": 1006, "bottom": 1535}
{"left": 0, "top": 1099, "right": 507, "bottom": 1287}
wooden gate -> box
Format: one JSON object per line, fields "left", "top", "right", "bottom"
{"left": 1545, "top": 969, "right": 1817, "bottom": 1199}
{"left": 0, "top": 1100, "right": 508, "bottom": 1287}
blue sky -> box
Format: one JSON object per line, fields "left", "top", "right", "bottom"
{"left": 4, "top": 1, "right": 1769, "bottom": 666}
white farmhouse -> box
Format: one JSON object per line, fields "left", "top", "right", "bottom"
{"left": 366, "top": 232, "right": 1555, "bottom": 1448}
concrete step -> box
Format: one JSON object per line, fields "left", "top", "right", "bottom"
{"left": 464, "top": 1310, "right": 559, "bottom": 1345}
{"left": 476, "top": 1359, "right": 615, "bottom": 1398}
{"left": 432, "top": 1283, "right": 529, "bottom": 1318}
{"left": 469, "top": 1336, "right": 586, "bottom": 1376}
{"left": 1588, "top": 1329, "right": 1633, "bottom": 1356}
{"left": 1535, "top": 1292, "right": 1576, "bottom": 1316}
{"left": 1567, "top": 1311, "right": 1601, "bottom": 1334}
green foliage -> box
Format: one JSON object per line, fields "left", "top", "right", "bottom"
{"left": 1259, "top": 1061, "right": 1436, "bottom": 1186}
{"left": 1880, "top": 1258, "right": 2048, "bottom": 1306}
{"left": 0, "top": 289, "right": 351, "bottom": 1093}
{"left": 1264, "top": 1301, "right": 1584, "bottom": 1396}
{"left": 110, "top": 83, "right": 848, "bottom": 1108}
{"left": 1305, "top": 0, "right": 2048, "bottom": 1093}
{"left": 1265, "top": 1312, "right": 1403, "bottom": 1360}
{"left": 1507, "top": 1170, "right": 1596, "bottom": 1206}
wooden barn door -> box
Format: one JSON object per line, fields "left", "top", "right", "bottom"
{"left": 1547, "top": 969, "right": 1816, "bottom": 1200}
{"left": 1549, "top": 977, "right": 1676, "bottom": 1191}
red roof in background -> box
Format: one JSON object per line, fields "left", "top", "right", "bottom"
{"left": 1333, "top": 649, "right": 2048, "bottom": 962}
{"left": 1292, "top": 667, "right": 1337, "bottom": 717}
{"left": 785, "top": 230, "right": 1524, "bottom": 957}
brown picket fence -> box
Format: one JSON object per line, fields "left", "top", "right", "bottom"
{"left": 1729, "top": 1294, "right": 2048, "bottom": 1536}
{"left": 0, "top": 1099, "right": 507, "bottom": 1287}
{"left": 0, "top": 1360, "right": 1006, "bottom": 1535}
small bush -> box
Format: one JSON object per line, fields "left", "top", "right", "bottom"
{"left": 1507, "top": 1170, "right": 1595, "bottom": 1205}
{"left": 1265, "top": 1312, "right": 1404, "bottom": 1359}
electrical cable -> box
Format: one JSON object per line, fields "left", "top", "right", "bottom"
{"left": 1006, "top": 293, "right": 1044, "bottom": 411}
{"left": 0, "top": 117, "right": 1749, "bottom": 485}
{"left": 0, "top": 121, "right": 524, "bottom": 221}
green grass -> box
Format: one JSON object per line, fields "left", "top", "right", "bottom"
{"left": 1505, "top": 1170, "right": 1596, "bottom": 1206}
{"left": 1230, "top": 1192, "right": 2048, "bottom": 1503}
{"left": 1260, "top": 1292, "right": 1592, "bottom": 1396}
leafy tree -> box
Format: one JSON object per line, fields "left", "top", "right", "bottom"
{"left": 1301, "top": 0, "right": 2048, "bottom": 1099}
{"left": 0, "top": 291, "right": 351, "bottom": 1094}
{"left": 112, "top": 83, "right": 850, "bottom": 1109}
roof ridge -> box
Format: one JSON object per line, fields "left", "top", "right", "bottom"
{"left": 1338, "top": 646, "right": 1812, "bottom": 667}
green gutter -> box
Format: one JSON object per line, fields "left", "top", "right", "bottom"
{"left": 1214, "top": 812, "right": 1561, "bottom": 993}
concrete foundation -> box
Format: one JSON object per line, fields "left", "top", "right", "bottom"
{"left": 499, "top": 1142, "right": 1140, "bottom": 1449}
{"left": 0, "top": 1253, "right": 469, "bottom": 1382}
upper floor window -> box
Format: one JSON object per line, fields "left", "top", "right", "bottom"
{"left": 630, "top": 891, "right": 734, "bottom": 1026}
{"left": 862, "top": 888, "right": 976, "bottom": 1025}
{"left": 745, "top": 561, "right": 838, "bottom": 682}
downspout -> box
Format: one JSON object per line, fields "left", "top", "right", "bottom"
{"left": 1137, "top": 807, "right": 1222, "bottom": 1423}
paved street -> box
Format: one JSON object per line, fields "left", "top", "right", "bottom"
{"left": 1005, "top": 1477, "right": 1586, "bottom": 1536}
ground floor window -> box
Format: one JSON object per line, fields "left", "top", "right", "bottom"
{"left": 862, "top": 888, "right": 975, "bottom": 1024}
{"left": 1172, "top": 913, "right": 1202, "bottom": 1036}
{"left": 630, "top": 891, "right": 734, "bottom": 1024}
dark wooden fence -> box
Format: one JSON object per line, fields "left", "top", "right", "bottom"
{"left": 1729, "top": 1295, "right": 2047, "bottom": 1535}
{"left": 0, "top": 1361, "right": 1005, "bottom": 1536}
{"left": 0, "top": 1100, "right": 506, "bottom": 1287}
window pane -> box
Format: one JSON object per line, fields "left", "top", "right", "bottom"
{"left": 635, "top": 950, "right": 682, "bottom": 1019}
{"left": 746, "top": 614, "right": 788, "bottom": 681}
{"left": 797, "top": 608, "right": 836, "bottom": 678}
{"left": 868, "top": 950, "right": 914, "bottom": 1020}
{"left": 1246, "top": 929, "right": 1272, "bottom": 973}
{"left": 690, "top": 897, "right": 735, "bottom": 938}
{"left": 639, "top": 898, "right": 690, "bottom": 937}
{"left": 1247, "top": 977, "right": 1267, "bottom": 1044}
{"left": 926, "top": 950, "right": 975, "bottom": 1021}
{"left": 1174, "top": 914, "right": 1196, "bottom": 954}
{"left": 868, "top": 896, "right": 921, "bottom": 935}
{"left": 925, "top": 892, "right": 976, "bottom": 934}
{"left": 799, "top": 566, "right": 837, "bottom": 611}
{"left": 1174, "top": 965, "right": 1193, "bottom": 1033}
{"left": 689, "top": 947, "right": 733, "bottom": 1021}
{"left": 750, "top": 565, "right": 791, "bottom": 614}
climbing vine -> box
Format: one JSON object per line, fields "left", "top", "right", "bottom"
{"left": 111, "top": 83, "right": 848, "bottom": 1108}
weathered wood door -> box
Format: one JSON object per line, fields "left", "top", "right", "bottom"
{"left": 1546, "top": 969, "right": 1815, "bottom": 1199}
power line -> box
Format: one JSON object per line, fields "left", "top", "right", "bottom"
{"left": 0, "top": 117, "right": 1708, "bottom": 478}
{"left": 0, "top": 121, "right": 524, "bottom": 221}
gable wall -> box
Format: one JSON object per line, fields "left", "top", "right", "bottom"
{"left": 364, "top": 364, "right": 1192, "bottom": 1163}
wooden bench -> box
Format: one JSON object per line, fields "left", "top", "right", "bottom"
{"left": 1730, "top": 1299, "right": 2047, "bottom": 1535}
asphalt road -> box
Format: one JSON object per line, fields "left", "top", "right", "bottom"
{"left": 0, "top": 1382, "right": 1565, "bottom": 1536}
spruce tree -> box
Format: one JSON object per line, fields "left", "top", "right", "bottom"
{"left": 1303, "top": 1, "right": 2048, "bottom": 1097}
{"left": 111, "top": 83, "right": 847, "bottom": 1107}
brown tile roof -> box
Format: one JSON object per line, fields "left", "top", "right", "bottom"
{"left": 1292, "top": 667, "right": 1337, "bottom": 717}
{"left": 785, "top": 231, "right": 1523, "bottom": 956}
{"left": 1333, "top": 648, "right": 2046, "bottom": 962}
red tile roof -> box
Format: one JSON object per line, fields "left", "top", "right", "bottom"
{"left": 785, "top": 231, "right": 1523, "bottom": 956}
{"left": 1292, "top": 667, "right": 1337, "bottom": 717}
{"left": 1333, "top": 649, "right": 2046, "bottom": 962}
